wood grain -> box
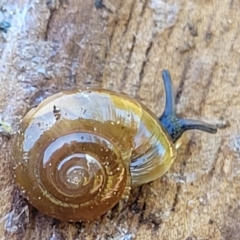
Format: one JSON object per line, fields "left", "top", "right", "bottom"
{"left": 0, "top": 0, "right": 239, "bottom": 239}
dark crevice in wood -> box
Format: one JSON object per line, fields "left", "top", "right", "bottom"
{"left": 155, "top": 28, "right": 174, "bottom": 70}
{"left": 130, "top": 186, "right": 144, "bottom": 214}
{"left": 104, "top": 19, "right": 118, "bottom": 60}
{"left": 140, "top": 0, "right": 149, "bottom": 17}
{"left": 170, "top": 135, "right": 193, "bottom": 212}
{"left": 5, "top": 187, "right": 29, "bottom": 240}
{"left": 150, "top": 215, "right": 162, "bottom": 232}
{"left": 205, "top": 30, "right": 212, "bottom": 44}
{"left": 207, "top": 139, "right": 222, "bottom": 177}
{"left": 139, "top": 41, "right": 153, "bottom": 85}
{"left": 44, "top": 6, "right": 58, "bottom": 41}
{"left": 104, "top": 2, "right": 124, "bottom": 59}
{"left": 139, "top": 202, "right": 147, "bottom": 223}
{"left": 181, "top": 135, "right": 194, "bottom": 170}
{"left": 120, "top": 34, "right": 136, "bottom": 90}
{"left": 120, "top": 0, "right": 148, "bottom": 91}
{"left": 50, "top": 218, "right": 61, "bottom": 228}
{"left": 48, "top": 219, "right": 65, "bottom": 240}
{"left": 167, "top": 25, "right": 174, "bottom": 39}
{"left": 73, "top": 222, "right": 83, "bottom": 239}
{"left": 187, "top": 22, "right": 198, "bottom": 37}
{"left": 205, "top": 17, "right": 214, "bottom": 45}
{"left": 175, "top": 57, "right": 191, "bottom": 105}
{"left": 198, "top": 62, "right": 217, "bottom": 115}
{"left": 229, "top": 0, "right": 234, "bottom": 8}
{"left": 122, "top": 0, "right": 136, "bottom": 36}
{"left": 171, "top": 184, "right": 181, "bottom": 212}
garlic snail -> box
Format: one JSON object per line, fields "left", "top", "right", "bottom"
{"left": 10, "top": 70, "right": 217, "bottom": 221}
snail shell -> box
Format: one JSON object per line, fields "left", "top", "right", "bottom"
{"left": 11, "top": 70, "right": 217, "bottom": 221}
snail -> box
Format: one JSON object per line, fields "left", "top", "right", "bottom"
{"left": 10, "top": 70, "right": 217, "bottom": 222}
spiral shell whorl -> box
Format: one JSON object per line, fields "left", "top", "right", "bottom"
{"left": 11, "top": 90, "right": 136, "bottom": 221}
{"left": 13, "top": 130, "right": 129, "bottom": 220}
{"left": 39, "top": 132, "right": 125, "bottom": 204}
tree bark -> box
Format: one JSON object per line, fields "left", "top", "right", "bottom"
{"left": 0, "top": 0, "right": 239, "bottom": 239}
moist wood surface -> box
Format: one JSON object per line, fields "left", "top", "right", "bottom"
{"left": 0, "top": 0, "right": 239, "bottom": 239}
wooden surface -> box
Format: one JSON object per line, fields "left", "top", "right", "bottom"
{"left": 0, "top": 0, "right": 239, "bottom": 239}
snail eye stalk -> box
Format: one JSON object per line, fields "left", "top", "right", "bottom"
{"left": 159, "top": 69, "right": 217, "bottom": 143}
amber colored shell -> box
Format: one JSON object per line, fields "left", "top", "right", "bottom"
{"left": 11, "top": 88, "right": 176, "bottom": 221}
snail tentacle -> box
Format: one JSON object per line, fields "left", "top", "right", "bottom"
{"left": 159, "top": 69, "right": 217, "bottom": 143}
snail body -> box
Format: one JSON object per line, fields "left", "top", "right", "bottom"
{"left": 11, "top": 70, "right": 217, "bottom": 221}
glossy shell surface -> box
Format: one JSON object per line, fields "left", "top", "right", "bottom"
{"left": 11, "top": 88, "right": 176, "bottom": 221}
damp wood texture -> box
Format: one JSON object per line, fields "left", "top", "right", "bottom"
{"left": 0, "top": 0, "right": 239, "bottom": 239}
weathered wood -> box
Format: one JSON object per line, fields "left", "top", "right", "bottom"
{"left": 0, "top": 0, "right": 239, "bottom": 239}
